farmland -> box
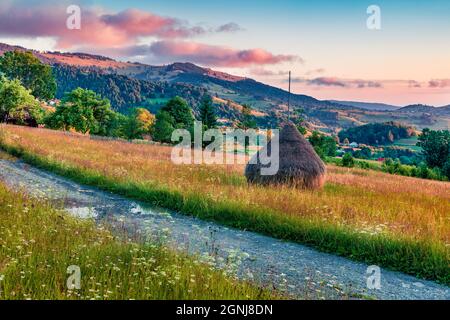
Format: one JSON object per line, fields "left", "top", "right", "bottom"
{"left": 1, "top": 125, "right": 448, "bottom": 285}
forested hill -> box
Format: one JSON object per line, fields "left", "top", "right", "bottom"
{"left": 53, "top": 65, "right": 207, "bottom": 112}
{"left": 338, "top": 122, "right": 416, "bottom": 145}
{"left": 2, "top": 42, "right": 449, "bottom": 131}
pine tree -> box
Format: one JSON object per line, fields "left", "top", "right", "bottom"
{"left": 199, "top": 95, "right": 217, "bottom": 129}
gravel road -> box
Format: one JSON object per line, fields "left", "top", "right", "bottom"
{"left": 0, "top": 159, "right": 448, "bottom": 300}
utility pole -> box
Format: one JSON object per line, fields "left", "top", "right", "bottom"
{"left": 287, "top": 71, "right": 291, "bottom": 121}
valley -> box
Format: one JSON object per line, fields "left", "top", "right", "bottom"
{"left": 2, "top": 42, "right": 448, "bottom": 132}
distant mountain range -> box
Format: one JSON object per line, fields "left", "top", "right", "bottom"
{"left": 1, "top": 42, "right": 449, "bottom": 131}
{"left": 328, "top": 100, "right": 401, "bottom": 111}
{"left": 397, "top": 104, "right": 450, "bottom": 115}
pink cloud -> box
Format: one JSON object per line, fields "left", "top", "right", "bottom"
{"left": 289, "top": 76, "right": 383, "bottom": 89}
{"left": 249, "top": 68, "right": 290, "bottom": 76}
{"left": 142, "top": 41, "right": 297, "bottom": 67}
{"left": 100, "top": 9, "right": 209, "bottom": 39}
{"left": 0, "top": 1, "right": 295, "bottom": 69}
{"left": 0, "top": 2, "right": 241, "bottom": 48}
{"left": 429, "top": 79, "right": 450, "bottom": 88}
{"left": 308, "top": 77, "right": 347, "bottom": 87}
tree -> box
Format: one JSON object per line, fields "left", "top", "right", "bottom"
{"left": 442, "top": 158, "right": 450, "bottom": 179}
{"left": 309, "top": 131, "right": 337, "bottom": 159}
{"left": 342, "top": 153, "right": 355, "bottom": 167}
{"left": 354, "top": 146, "right": 372, "bottom": 159}
{"left": 45, "top": 88, "right": 114, "bottom": 134}
{"left": 0, "top": 78, "right": 42, "bottom": 126}
{"left": 417, "top": 128, "right": 450, "bottom": 169}
{"left": 105, "top": 112, "right": 128, "bottom": 138}
{"left": 293, "top": 107, "right": 307, "bottom": 135}
{"left": 338, "top": 121, "right": 415, "bottom": 145}
{"left": 0, "top": 50, "right": 56, "bottom": 100}
{"left": 123, "top": 108, "right": 155, "bottom": 140}
{"left": 239, "top": 104, "right": 257, "bottom": 130}
{"left": 160, "top": 96, "right": 194, "bottom": 129}
{"left": 199, "top": 95, "right": 217, "bottom": 129}
{"left": 152, "top": 111, "right": 175, "bottom": 143}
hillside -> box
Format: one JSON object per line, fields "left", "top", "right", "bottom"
{"left": 338, "top": 121, "right": 416, "bottom": 145}
{"left": 52, "top": 65, "right": 207, "bottom": 112}
{"left": 328, "top": 100, "right": 400, "bottom": 111}
{"left": 398, "top": 104, "right": 450, "bottom": 116}
{"left": 1, "top": 42, "right": 449, "bottom": 131}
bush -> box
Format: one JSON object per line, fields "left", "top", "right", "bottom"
{"left": 356, "top": 160, "right": 370, "bottom": 169}
{"left": 443, "top": 159, "right": 450, "bottom": 179}
{"left": 342, "top": 153, "right": 355, "bottom": 167}
{"left": 0, "top": 77, "right": 42, "bottom": 126}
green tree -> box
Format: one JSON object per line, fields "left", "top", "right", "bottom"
{"left": 293, "top": 107, "right": 307, "bottom": 135}
{"left": 199, "top": 95, "right": 217, "bottom": 129}
{"left": 342, "top": 153, "right": 355, "bottom": 167}
{"left": 309, "top": 131, "right": 337, "bottom": 159}
{"left": 152, "top": 111, "right": 175, "bottom": 143}
{"left": 160, "top": 96, "right": 194, "bottom": 129}
{"left": 239, "top": 104, "right": 257, "bottom": 130}
{"left": 123, "top": 108, "right": 155, "bottom": 140}
{"left": 105, "top": 112, "right": 128, "bottom": 138}
{"left": 0, "top": 78, "right": 42, "bottom": 126}
{"left": 0, "top": 50, "right": 56, "bottom": 100}
{"left": 442, "top": 159, "right": 450, "bottom": 179}
{"left": 45, "top": 88, "right": 114, "bottom": 135}
{"left": 417, "top": 128, "right": 450, "bottom": 169}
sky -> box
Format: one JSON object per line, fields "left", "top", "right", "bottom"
{"left": 0, "top": 0, "right": 449, "bottom": 106}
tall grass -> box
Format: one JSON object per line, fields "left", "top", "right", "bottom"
{"left": 0, "top": 125, "right": 449, "bottom": 285}
{"left": 0, "top": 182, "right": 276, "bottom": 300}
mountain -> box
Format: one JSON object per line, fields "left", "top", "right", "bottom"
{"left": 328, "top": 100, "right": 400, "bottom": 111}
{"left": 398, "top": 104, "right": 450, "bottom": 116}
{"left": 1, "top": 43, "right": 348, "bottom": 111}
{"left": 1, "top": 42, "right": 449, "bottom": 131}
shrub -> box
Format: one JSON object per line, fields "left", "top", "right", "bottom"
{"left": 342, "top": 153, "right": 355, "bottom": 167}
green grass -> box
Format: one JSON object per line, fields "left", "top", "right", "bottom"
{"left": 0, "top": 182, "right": 277, "bottom": 300}
{"left": 391, "top": 137, "right": 422, "bottom": 151}
{"left": 1, "top": 142, "right": 449, "bottom": 286}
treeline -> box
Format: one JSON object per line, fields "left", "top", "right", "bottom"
{"left": 53, "top": 65, "right": 207, "bottom": 112}
{"left": 0, "top": 50, "right": 218, "bottom": 143}
{"left": 330, "top": 127, "right": 450, "bottom": 181}
{"left": 338, "top": 121, "right": 416, "bottom": 145}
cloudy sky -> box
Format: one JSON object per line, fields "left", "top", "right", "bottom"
{"left": 1, "top": 0, "right": 449, "bottom": 106}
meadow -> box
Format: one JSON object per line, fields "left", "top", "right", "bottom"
{"left": 0, "top": 180, "right": 276, "bottom": 300}
{"left": 0, "top": 125, "right": 449, "bottom": 285}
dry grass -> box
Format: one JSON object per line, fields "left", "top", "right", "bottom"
{"left": 2, "top": 125, "right": 448, "bottom": 246}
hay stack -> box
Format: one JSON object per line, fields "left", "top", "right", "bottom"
{"left": 245, "top": 122, "right": 326, "bottom": 189}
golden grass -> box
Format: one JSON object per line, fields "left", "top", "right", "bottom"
{"left": 1, "top": 124, "right": 449, "bottom": 246}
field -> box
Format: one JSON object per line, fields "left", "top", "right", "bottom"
{"left": 0, "top": 125, "right": 449, "bottom": 284}
{"left": 391, "top": 137, "right": 422, "bottom": 151}
{"left": 0, "top": 179, "right": 276, "bottom": 300}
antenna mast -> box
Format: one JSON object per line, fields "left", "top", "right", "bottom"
{"left": 287, "top": 71, "right": 291, "bottom": 121}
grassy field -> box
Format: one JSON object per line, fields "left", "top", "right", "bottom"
{"left": 0, "top": 180, "right": 276, "bottom": 300}
{"left": 0, "top": 125, "right": 449, "bottom": 285}
{"left": 391, "top": 137, "right": 422, "bottom": 152}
